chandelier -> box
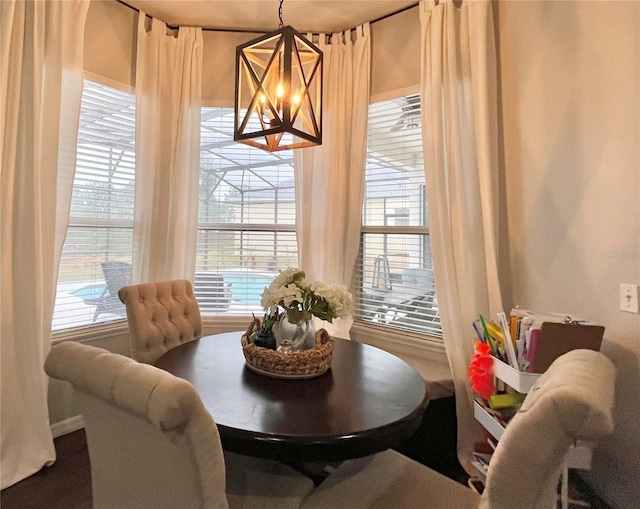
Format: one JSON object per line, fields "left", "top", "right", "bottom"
{"left": 234, "top": 0, "right": 323, "bottom": 152}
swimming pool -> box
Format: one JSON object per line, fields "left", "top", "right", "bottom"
{"left": 217, "top": 270, "right": 275, "bottom": 306}
{"left": 70, "top": 284, "right": 107, "bottom": 300}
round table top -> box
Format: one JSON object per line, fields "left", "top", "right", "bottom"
{"left": 154, "top": 332, "right": 428, "bottom": 462}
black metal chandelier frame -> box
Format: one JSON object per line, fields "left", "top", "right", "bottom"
{"left": 234, "top": 0, "right": 323, "bottom": 152}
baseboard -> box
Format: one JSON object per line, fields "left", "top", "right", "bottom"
{"left": 50, "top": 415, "right": 85, "bottom": 438}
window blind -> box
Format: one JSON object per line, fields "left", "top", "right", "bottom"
{"left": 53, "top": 80, "right": 135, "bottom": 331}
{"left": 196, "top": 107, "right": 297, "bottom": 316}
{"left": 354, "top": 95, "right": 441, "bottom": 337}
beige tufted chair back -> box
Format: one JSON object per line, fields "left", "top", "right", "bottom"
{"left": 300, "top": 349, "right": 616, "bottom": 509}
{"left": 45, "top": 342, "right": 315, "bottom": 509}
{"left": 118, "top": 279, "right": 202, "bottom": 364}
{"left": 45, "top": 341, "right": 229, "bottom": 509}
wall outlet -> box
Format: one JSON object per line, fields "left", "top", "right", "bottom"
{"left": 619, "top": 284, "right": 639, "bottom": 313}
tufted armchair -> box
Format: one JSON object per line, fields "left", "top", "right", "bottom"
{"left": 301, "top": 349, "right": 616, "bottom": 509}
{"left": 118, "top": 279, "right": 202, "bottom": 364}
{"left": 45, "top": 342, "right": 315, "bottom": 509}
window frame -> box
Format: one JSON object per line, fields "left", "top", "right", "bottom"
{"left": 52, "top": 74, "right": 136, "bottom": 336}
{"left": 195, "top": 106, "right": 298, "bottom": 318}
{"left": 353, "top": 93, "right": 442, "bottom": 342}
{"left": 53, "top": 86, "right": 444, "bottom": 348}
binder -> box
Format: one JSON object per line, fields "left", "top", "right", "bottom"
{"left": 529, "top": 321, "right": 605, "bottom": 373}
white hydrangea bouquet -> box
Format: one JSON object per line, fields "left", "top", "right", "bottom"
{"left": 260, "top": 268, "right": 353, "bottom": 327}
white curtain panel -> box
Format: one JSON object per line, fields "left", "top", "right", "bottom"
{"left": 294, "top": 25, "right": 370, "bottom": 339}
{"left": 420, "top": 0, "right": 503, "bottom": 473}
{"left": 0, "top": 0, "right": 89, "bottom": 489}
{"left": 133, "top": 14, "right": 203, "bottom": 283}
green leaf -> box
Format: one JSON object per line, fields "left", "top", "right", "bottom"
{"left": 287, "top": 308, "right": 304, "bottom": 324}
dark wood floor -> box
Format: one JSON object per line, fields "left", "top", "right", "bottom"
{"left": 1, "top": 429, "right": 92, "bottom": 509}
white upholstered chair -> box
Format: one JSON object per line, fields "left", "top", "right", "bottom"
{"left": 118, "top": 279, "right": 202, "bottom": 364}
{"left": 301, "top": 349, "right": 616, "bottom": 509}
{"left": 45, "top": 342, "right": 315, "bottom": 509}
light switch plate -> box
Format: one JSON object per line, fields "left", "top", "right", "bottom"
{"left": 620, "top": 284, "right": 639, "bottom": 313}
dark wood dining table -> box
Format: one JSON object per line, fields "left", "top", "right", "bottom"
{"left": 154, "top": 331, "right": 429, "bottom": 463}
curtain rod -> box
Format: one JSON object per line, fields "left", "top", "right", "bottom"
{"left": 369, "top": 2, "right": 419, "bottom": 25}
{"left": 115, "top": 0, "right": 419, "bottom": 34}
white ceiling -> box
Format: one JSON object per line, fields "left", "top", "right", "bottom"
{"left": 123, "top": 0, "right": 418, "bottom": 33}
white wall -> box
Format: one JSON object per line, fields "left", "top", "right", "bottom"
{"left": 370, "top": 7, "right": 420, "bottom": 101}
{"left": 202, "top": 30, "right": 256, "bottom": 106}
{"left": 84, "top": 0, "right": 135, "bottom": 86}
{"left": 496, "top": 2, "right": 640, "bottom": 507}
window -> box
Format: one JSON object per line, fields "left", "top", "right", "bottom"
{"left": 196, "top": 107, "right": 297, "bottom": 316}
{"left": 354, "top": 95, "right": 441, "bottom": 337}
{"left": 52, "top": 90, "right": 437, "bottom": 334}
{"left": 52, "top": 80, "right": 135, "bottom": 331}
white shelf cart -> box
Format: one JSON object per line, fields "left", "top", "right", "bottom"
{"left": 472, "top": 357, "right": 594, "bottom": 509}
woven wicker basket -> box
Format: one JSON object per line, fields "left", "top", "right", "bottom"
{"left": 241, "top": 318, "right": 334, "bottom": 377}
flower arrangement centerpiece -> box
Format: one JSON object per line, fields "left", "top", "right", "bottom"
{"left": 260, "top": 268, "right": 352, "bottom": 351}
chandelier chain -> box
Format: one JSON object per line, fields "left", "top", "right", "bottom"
{"left": 278, "top": 0, "right": 284, "bottom": 28}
